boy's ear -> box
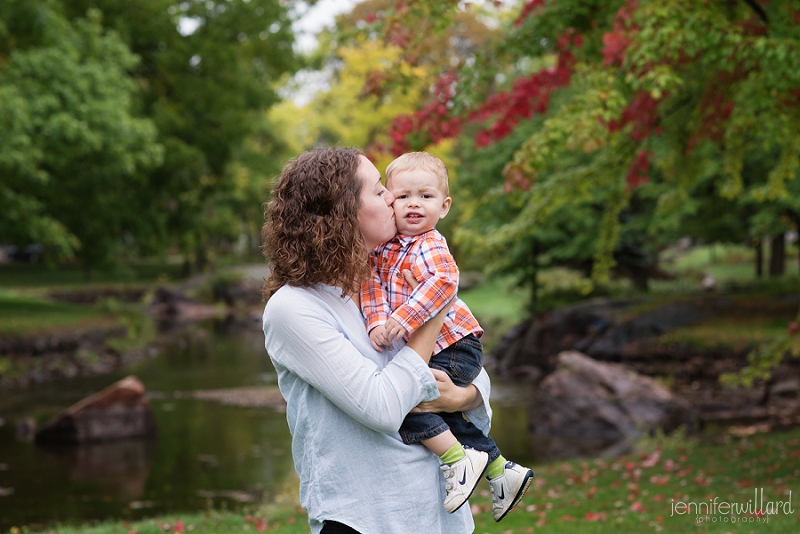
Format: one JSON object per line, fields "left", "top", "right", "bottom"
{"left": 439, "top": 196, "right": 452, "bottom": 219}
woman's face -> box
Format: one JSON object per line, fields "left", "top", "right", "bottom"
{"left": 357, "top": 155, "right": 396, "bottom": 250}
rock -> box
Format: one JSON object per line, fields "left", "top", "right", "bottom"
{"left": 15, "top": 418, "right": 36, "bottom": 442}
{"left": 488, "top": 297, "right": 718, "bottom": 380}
{"left": 148, "top": 286, "right": 225, "bottom": 322}
{"left": 35, "top": 375, "right": 158, "bottom": 444}
{"left": 531, "top": 351, "right": 694, "bottom": 442}
{"left": 189, "top": 386, "right": 286, "bottom": 409}
{"left": 701, "top": 274, "right": 716, "bottom": 291}
{"left": 211, "top": 276, "right": 264, "bottom": 306}
{"left": 771, "top": 378, "right": 800, "bottom": 398}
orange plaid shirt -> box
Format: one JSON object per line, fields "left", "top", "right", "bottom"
{"left": 360, "top": 229, "right": 483, "bottom": 355}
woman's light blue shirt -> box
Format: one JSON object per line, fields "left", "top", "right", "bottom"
{"left": 263, "top": 283, "right": 492, "bottom": 534}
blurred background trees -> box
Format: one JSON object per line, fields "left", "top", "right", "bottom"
{"left": 355, "top": 0, "right": 800, "bottom": 306}
{"left": 1, "top": 0, "right": 798, "bottom": 294}
{"left": 1, "top": 0, "right": 298, "bottom": 275}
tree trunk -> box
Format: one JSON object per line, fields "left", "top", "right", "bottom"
{"left": 195, "top": 246, "right": 208, "bottom": 273}
{"left": 769, "top": 233, "right": 785, "bottom": 277}
{"left": 755, "top": 237, "right": 763, "bottom": 278}
{"left": 529, "top": 240, "right": 539, "bottom": 313}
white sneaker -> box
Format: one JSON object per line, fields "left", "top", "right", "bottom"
{"left": 440, "top": 447, "right": 489, "bottom": 513}
{"left": 488, "top": 462, "right": 534, "bottom": 521}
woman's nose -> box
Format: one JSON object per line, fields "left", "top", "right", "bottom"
{"left": 384, "top": 190, "right": 395, "bottom": 205}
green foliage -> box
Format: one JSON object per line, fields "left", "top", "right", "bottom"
{"left": 720, "top": 306, "right": 800, "bottom": 388}
{"left": 0, "top": 0, "right": 300, "bottom": 272}
{"left": 0, "top": 2, "right": 162, "bottom": 266}
{"left": 363, "top": 0, "right": 800, "bottom": 305}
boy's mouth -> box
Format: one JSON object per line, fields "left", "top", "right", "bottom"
{"left": 405, "top": 212, "right": 423, "bottom": 221}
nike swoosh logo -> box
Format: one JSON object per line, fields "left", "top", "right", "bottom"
{"left": 459, "top": 471, "right": 467, "bottom": 485}
{"left": 498, "top": 486, "right": 505, "bottom": 500}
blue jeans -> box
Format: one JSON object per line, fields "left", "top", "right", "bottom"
{"left": 399, "top": 334, "right": 501, "bottom": 463}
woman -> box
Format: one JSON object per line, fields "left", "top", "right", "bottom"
{"left": 261, "top": 147, "right": 493, "bottom": 533}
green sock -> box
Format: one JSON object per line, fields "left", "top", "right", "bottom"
{"left": 486, "top": 455, "right": 508, "bottom": 479}
{"left": 439, "top": 443, "right": 466, "bottom": 465}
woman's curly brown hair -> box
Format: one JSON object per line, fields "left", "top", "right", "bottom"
{"left": 261, "top": 147, "right": 371, "bottom": 299}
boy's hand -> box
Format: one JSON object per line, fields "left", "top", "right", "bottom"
{"left": 369, "top": 324, "right": 391, "bottom": 352}
{"left": 384, "top": 317, "right": 408, "bottom": 344}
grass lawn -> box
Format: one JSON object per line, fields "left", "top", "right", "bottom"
{"left": 0, "top": 290, "right": 115, "bottom": 337}
{"left": 34, "top": 426, "right": 800, "bottom": 534}
{"left": 0, "top": 261, "right": 185, "bottom": 292}
{"left": 0, "top": 259, "right": 188, "bottom": 338}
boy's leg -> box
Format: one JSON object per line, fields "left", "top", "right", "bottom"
{"left": 445, "top": 414, "right": 533, "bottom": 520}
{"left": 421, "top": 430, "right": 458, "bottom": 456}
{"left": 429, "top": 334, "right": 483, "bottom": 387}
{"left": 400, "top": 411, "right": 488, "bottom": 514}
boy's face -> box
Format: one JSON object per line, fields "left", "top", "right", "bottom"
{"left": 388, "top": 169, "right": 451, "bottom": 236}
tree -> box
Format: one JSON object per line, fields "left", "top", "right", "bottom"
{"left": 354, "top": 0, "right": 800, "bottom": 382}
{"left": 58, "top": 0, "right": 301, "bottom": 272}
{"left": 0, "top": 1, "right": 162, "bottom": 269}
{"left": 357, "top": 0, "right": 800, "bottom": 288}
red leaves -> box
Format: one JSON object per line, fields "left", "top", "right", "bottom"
{"left": 625, "top": 149, "right": 652, "bottom": 191}
{"left": 375, "top": 27, "right": 584, "bottom": 157}
{"left": 685, "top": 82, "right": 737, "bottom": 155}
{"left": 788, "top": 322, "right": 799, "bottom": 335}
{"left": 584, "top": 511, "right": 607, "bottom": 521}
{"left": 244, "top": 515, "right": 267, "bottom": 532}
{"left": 602, "top": 32, "right": 631, "bottom": 67}
{"left": 471, "top": 29, "right": 581, "bottom": 148}
{"left": 602, "top": 0, "right": 640, "bottom": 67}
{"left": 640, "top": 452, "right": 660, "bottom": 468}
{"left": 380, "top": 71, "right": 462, "bottom": 157}
{"left": 650, "top": 475, "right": 670, "bottom": 485}
{"left": 607, "top": 91, "right": 661, "bottom": 142}
{"left": 515, "top": 0, "right": 545, "bottom": 27}
{"left": 470, "top": 66, "right": 562, "bottom": 147}
{"left": 630, "top": 501, "right": 647, "bottom": 512}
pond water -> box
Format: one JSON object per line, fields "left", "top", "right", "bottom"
{"left": 0, "top": 321, "right": 537, "bottom": 530}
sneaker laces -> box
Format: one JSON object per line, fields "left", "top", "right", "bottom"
{"left": 441, "top": 464, "right": 455, "bottom": 492}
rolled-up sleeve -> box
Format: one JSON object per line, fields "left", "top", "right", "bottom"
{"left": 465, "top": 368, "right": 492, "bottom": 436}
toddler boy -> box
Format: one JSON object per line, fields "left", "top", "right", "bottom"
{"left": 360, "top": 152, "right": 534, "bottom": 521}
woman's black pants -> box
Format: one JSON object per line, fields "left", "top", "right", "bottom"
{"left": 321, "top": 520, "right": 360, "bottom": 533}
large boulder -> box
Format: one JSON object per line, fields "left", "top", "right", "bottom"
{"left": 35, "top": 375, "right": 158, "bottom": 444}
{"left": 531, "top": 351, "right": 694, "bottom": 446}
{"left": 489, "top": 297, "right": 717, "bottom": 380}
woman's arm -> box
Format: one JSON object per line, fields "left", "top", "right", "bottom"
{"left": 263, "top": 287, "right": 444, "bottom": 434}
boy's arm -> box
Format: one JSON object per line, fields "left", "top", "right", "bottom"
{"left": 390, "top": 235, "right": 457, "bottom": 335}
{"left": 360, "top": 253, "right": 392, "bottom": 333}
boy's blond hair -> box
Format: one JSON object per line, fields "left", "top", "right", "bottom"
{"left": 385, "top": 152, "right": 450, "bottom": 197}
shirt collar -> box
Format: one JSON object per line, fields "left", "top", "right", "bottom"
{"left": 388, "top": 229, "right": 436, "bottom": 247}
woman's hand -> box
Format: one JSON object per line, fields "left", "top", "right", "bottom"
{"left": 412, "top": 369, "right": 483, "bottom": 413}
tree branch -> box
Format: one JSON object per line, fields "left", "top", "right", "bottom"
{"left": 742, "top": 0, "right": 769, "bottom": 25}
